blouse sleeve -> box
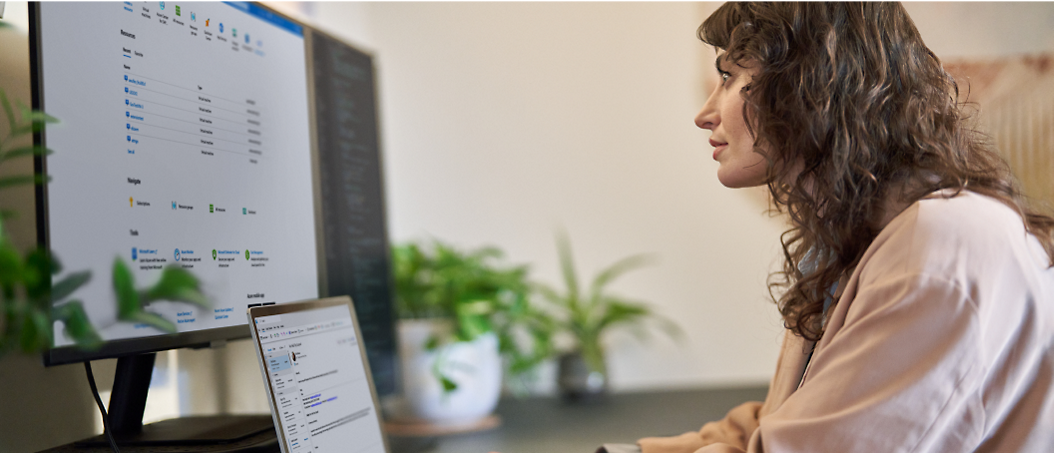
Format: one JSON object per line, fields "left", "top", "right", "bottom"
{"left": 638, "top": 330, "right": 811, "bottom": 453}
{"left": 636, "top": 401, "right": 762, "bottom": 453}
{"left": 706, "top": 273, "right": 986, "bottom": 452}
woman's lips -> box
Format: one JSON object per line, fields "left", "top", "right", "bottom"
{"left": 709, "top": 139, "right": 728, "bottom": 160}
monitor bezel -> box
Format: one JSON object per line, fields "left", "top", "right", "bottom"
{"left": 31, "top": 2, "right": 318, "bottom": 367}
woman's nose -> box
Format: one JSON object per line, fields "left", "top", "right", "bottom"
{"left": 695, "top": 95, "right": 718, "bottom": 130}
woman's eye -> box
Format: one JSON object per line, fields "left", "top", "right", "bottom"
{"left": 720, "top": 71, "right": 731, "bottom": 85}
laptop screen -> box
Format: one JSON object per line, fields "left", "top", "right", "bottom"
{"left": 251, "top": 300, "right": 387, "bottom": 453}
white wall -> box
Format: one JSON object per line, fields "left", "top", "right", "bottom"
{"left": 295, "top": 1, "right": 1054, "bottom": 393}
{"left": 904, "top": 2, "right": 1054, "bottom": 58}
{"left": 303, "top": 2, "right": 790, "bottom": 392}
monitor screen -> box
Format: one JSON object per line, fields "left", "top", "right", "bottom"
{"left": 36, "top": 2, "right": 319, "bottom": 364}
{"left": 311, "top": 30, "right": 397, "bottom": 397}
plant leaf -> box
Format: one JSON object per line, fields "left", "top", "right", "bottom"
{"left": 52, "top": 301, "right": 102, "bottom": 350}
{"left": 590, "top": 253, "right": 654, "bottom": 298}
{"left": 51, "top": 271, "right": 91, "bottom": 303}
{"left": 0, "top": 241, "right": 24, "bottom": 289}
{"left": 15, "top": 106, "right": 59, "bottom": 126}
{"left": 0, "top": 89, "right": 15, "bottom": 134}
{"left": 555, "top": 230, "right": 579, "bottom": 306}
{"left": 19, "top": 310, "right": 51, "bottom": 353}
{"left": 596, "top": 299, "right": 650, "bottom": 332}
{"left": 440, "top": 376, "right": 458, "bottom": 392}
{"left": 0, "top": 174, "right": 49, "bottom": 190}
{"left": 424, "top": 335, "right": 440, "bottom": 351}
{"left": 141, "top": 265, "right": 208, "bottom": 307}
{"left": 22, "top": 248, "right": 55, "bottom": 304}
{"left": 1, "top": 145, "right": 53, "bottom": 162}
{"left": 112, "top": 257, "right": 139, "bottom": 318}
{"left": 122, "top": 310, "right": 176, "bottom": 333}
{"left": 532, "top": 282, "right": 563, "bottom": 304}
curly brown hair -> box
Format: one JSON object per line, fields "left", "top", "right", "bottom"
{"left": 699, "top": 2, "right": 1054, "bottom": 341}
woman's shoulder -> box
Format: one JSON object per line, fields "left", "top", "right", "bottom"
{"left": 914, "top": 189, "right": 1025, "bottom": 229}
{"left": 859, "top": 189, "right": 1048, "bottom": 290}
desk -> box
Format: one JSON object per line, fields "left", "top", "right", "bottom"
{"left": 392, "top": 386, "right": 768, "bottom": 453}
{"left": 39, "top": 386, "right": 768, "bottom": 453}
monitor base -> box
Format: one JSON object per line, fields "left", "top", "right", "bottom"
{"left": 74, "top": 414, "right": 276, "bottom": 449}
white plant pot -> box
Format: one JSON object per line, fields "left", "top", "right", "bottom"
{"left": 397, "top": 319, "right": 502, "bottom": 425}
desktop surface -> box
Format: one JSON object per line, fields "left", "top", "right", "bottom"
{"left": 38, "top": 386, "right": 768, "bottom": 453}
{"left": 393, "top": 386, "right": 768, "bottom": 453}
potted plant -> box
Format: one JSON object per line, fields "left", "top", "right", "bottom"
{"left": 536, "top": 232, "right": 682, "bottom": 402}
{"left": 391, "top": 240, "right": 552, "bottom": 425}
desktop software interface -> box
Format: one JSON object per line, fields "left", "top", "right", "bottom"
{"left": 255, "top": 305, "right": 385, "bottom": 453}
{"left": 39, "top": 2, "right": 318, "bottom": 346}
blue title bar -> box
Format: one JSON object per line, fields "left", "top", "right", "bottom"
{"left": 224, "top": 2, "right": 303, "bottom": 37}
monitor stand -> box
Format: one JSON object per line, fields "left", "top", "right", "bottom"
{"left": 74, "top": 353, "right": 279, "bottom": 451}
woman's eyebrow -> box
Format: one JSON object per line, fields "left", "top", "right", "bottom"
{"left": 714, "top": 56, "right": 725, "bottom": 73}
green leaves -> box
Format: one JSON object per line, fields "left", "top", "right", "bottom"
{"left": 391, "top": 235, "right": 683, "bottom": 393}
{"left": 392, "top": 239, "right": 552, "bottom": 390}
{"left": 1, "top": 90, "right": 59, "bottom": 140}
{"left": 391, "top": 240, "right": 527, "bottom": 342}
{"left": 0, "top": 144, "right": 53, "bottom": 161}
{"left": 52, "top": 302, "right": 102, "bottom": 351}
{"left": 112, "top": 258, "right": 208, "bottom": 333}
{"left": 51, "top": 271, "right": 92, "bottom": 304}
{"left": 0, "top": 88, "right": 211, "bottom": 358}
{"left": 143, "top": 265, "right": 209, "bottom": 307}
{"left": 541, "top": 232, "right": 681, "bottom": 359}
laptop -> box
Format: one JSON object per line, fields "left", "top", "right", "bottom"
{"left": 248, "top": 296, "right": 390, "bottom": 453}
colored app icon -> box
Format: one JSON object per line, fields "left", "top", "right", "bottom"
{"left": 175, "top": 5, "right": 180, "bottom": 16}
{"left": 132, "top": 247, "right": 138, "bottom": 261}
{"left": 209, "top": 204, "right": 214, "bottom": 213}
{"left": 242, "top": 207, "right": 246, "bottom": 215}
{"left": 245, "top": 33, "right": 250, "bottom": 44}
{"left": 159, "top": 1, "right": 165, "bottom": 11}
{"left": 126, "top": 135, "right": 131, "bottom": 142}
{"left": 191, "top": 12, "right": 195, "bottom": 21}
{"left": 172, "top": 201, "right": 177, "bottom": 209}
{"left": 174, "top": 248, "right": 181, "bottom": 261}
{"left": 233, "top": 28, "right": 237, "bottom": 38}
{"left": 129, "top": 197, "right": 133, "bottom": 207}
{"left": 219, "top": 23, "right": 224, "bottom": 33}
{"left": 124, "top": 87, "right": 128, "bottom": 93}
{"left": 206, "top": 18, "right": 210, "bottom": 27}
{"left": 212, "top": 249, "right": 217, "bottom": 260}
{"left": 245, "top": 250, "right": 250, "bottom": 260}
{"left": 126, "top": 112, "right": 130, "bottom": 117}
{"left": 126, "top": 124, "right": 130, "bottom": 129}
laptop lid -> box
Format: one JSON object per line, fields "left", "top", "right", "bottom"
{"left": 248, "top": 296, "right": 390, "bottom": 453}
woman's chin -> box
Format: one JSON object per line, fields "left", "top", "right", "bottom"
{"left": 717, "top": 171, "right": 766, "bottom": 189}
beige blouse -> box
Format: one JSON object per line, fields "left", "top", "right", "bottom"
{"left": 639, "top": 191, "right": 1054, "bottom": 452}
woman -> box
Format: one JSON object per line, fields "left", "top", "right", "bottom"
{"left": 638, "top": 3, "right": 1054, "bottom": 452}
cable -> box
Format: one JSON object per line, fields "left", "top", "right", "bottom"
{"left": 85, "top": 361, "right": 121, "bottom": 453}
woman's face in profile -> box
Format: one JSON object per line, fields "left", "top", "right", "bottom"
{"left": 695, "top": 54, "right": 768, "bottom": 188}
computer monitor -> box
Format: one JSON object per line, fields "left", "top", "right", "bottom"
{"left": 36, "top": 0, "right": 317, "bottom": 364}
{"left": 310, "top": 28, "right": 397, "bottom": 398}
{"left": 30, "top": 2, "right": 396, "bottom": 447}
